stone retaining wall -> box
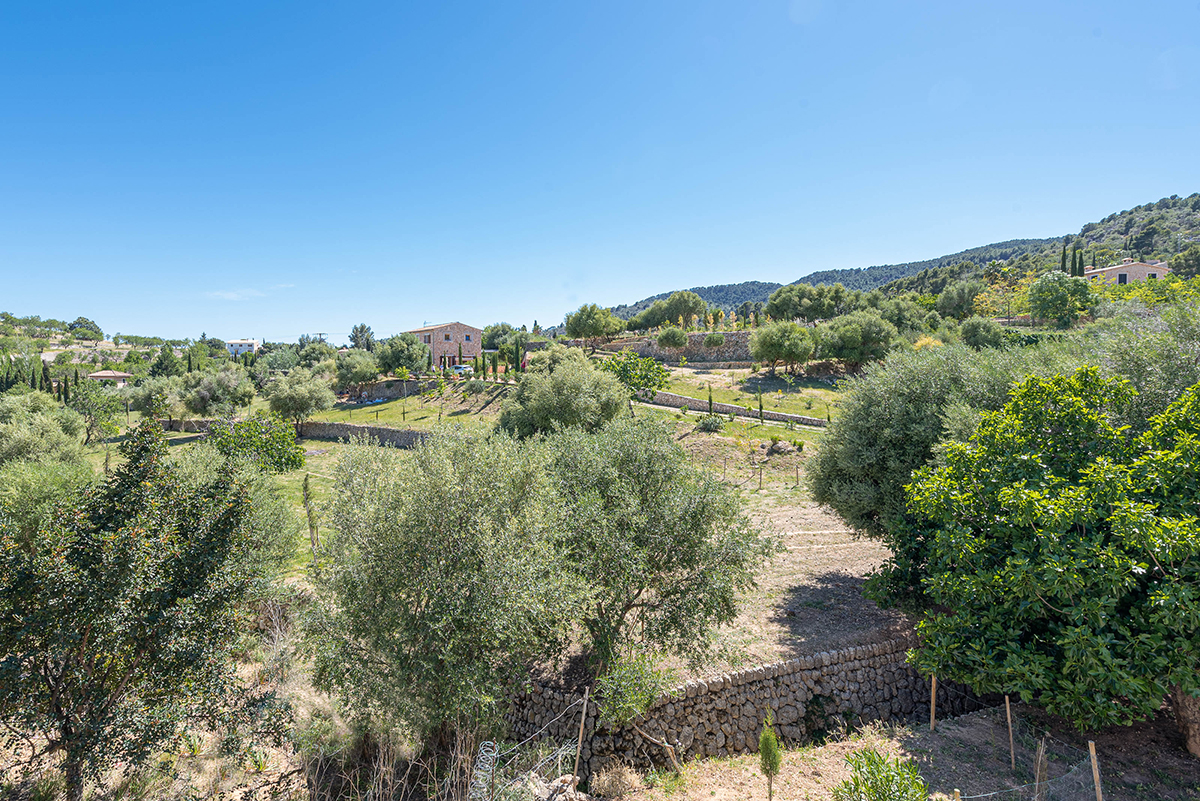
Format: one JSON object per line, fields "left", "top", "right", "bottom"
{"left": 299, "top": 421, "right": 426, "bottom": 448}
{"left": 603, "top": 331, "right": 752, "bottom": 363}
{"left": 506, "top": 635, "right": 992, "bottom": 779}
{"left": 643, "top": 390, "right": 828, "bottom": 427}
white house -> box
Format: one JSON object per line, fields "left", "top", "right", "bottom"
{"left": 226, "top": 339, "right": 261, "bottom": 358}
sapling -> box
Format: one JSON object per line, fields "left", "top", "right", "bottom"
{"left": 759, "top": 711, "right": 782, "bottom": 801}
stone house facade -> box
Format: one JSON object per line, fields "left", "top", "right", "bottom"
{"left": 407, "top": 322, "right": 483, "bottom": 368}
{"left": 1083, "top": 258, "right": 1172, "bottom": 285}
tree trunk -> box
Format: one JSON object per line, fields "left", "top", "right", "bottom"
{"left": 65, "top": 751, "right": 85, "bottom": 801}
{"left": 1174, "top": 685, "right": 1200, "bottom": 757}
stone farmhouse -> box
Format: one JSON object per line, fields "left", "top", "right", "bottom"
{"left": 407, "top": 322, "right": 483, "bottom": 368}
{"left": 86, "top": 369, "right": 133, "bottom": 388}
{"left": 1083, "top": 258, "right": 1172, "bottom": 285}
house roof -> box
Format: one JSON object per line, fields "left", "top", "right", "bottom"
{"left": 87, "top": 370, "right": 133, "bottom": 379}
{"left": 226, "top": 339, "right": 259, "bottom": 345}
{"left": 407, "top": 322, "right": 482, "bottom": 333}
{"left": 1084, "top": 262, "right": 1172, "bottom": 275}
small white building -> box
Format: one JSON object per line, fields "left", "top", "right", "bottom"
{"left": 226, "top": 339, "right": 261, "bottom": 358}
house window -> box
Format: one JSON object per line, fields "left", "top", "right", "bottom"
{"left": 444, "top": 334, "right": 451, "bottom": 341}
{"left": 465, "top": 334, "right": 472, "bottom": 342}
{"left": 1149, "top": 273, "right": 1158, "bottom": 280}
{"left": 423, "top": 335, "right": 431, "bottom": 344}
{"left": 1118, "top": 274, "right": 1128, "bottom": 285}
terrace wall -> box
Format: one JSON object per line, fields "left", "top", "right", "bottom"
{"left": 506, "top": 634, "right": 992, "bottom": 779}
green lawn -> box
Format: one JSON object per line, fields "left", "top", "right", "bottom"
{"left": 660, "top": 367, "right": 841, "bottom": 420}
{"left": 307, "top": 382, "right": 511, "bottom": 432}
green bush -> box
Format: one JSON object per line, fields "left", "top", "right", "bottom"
{"left": 703, "top": 333, "right": 725, "bottom": 348}
{"left": 657, "top": 327, "right": 687, "bottom": 349}
{"left": 831, "top": 748, "right": 928, "bottom": 801}
{"left": 499, "top": 350, "right": 628, "bottom": 437}
{"left": 814, "top": 310, "right": 897, "bottom": 367}
{"left": 696, "top": 413, "right": 724, "bottom": 432}
{"left": 209, "top": 411, "right": 304, "bottom": 473}
{"left": 959, "top": 316, "right": 1004, "bottom": 350}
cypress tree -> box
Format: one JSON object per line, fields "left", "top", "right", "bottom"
{"left": 62, "top": 380, "right": 70, "bottom": 404}
{"left": 73, "top": 367, "right": 79, "bottom": 386}
{"left": 1060, "top": 243, "right": 1068, "bottom": 272}
{"left": 42, "top": 363, "right": 53, "bottom": 394}
{"left": 759, "top": 712, "right": 782, "bottom": 801}
{"left": 31, "top": 367, "right": 38, "bottom": 391}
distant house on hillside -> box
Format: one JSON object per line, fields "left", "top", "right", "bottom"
{"left": 86, "top": 370, "right": 133, "bottom": 388}
{"left": 407, "top": 322, "right": 483, "bottom": 369}
{"left": 1083, "top": 258, "right": 1171, "bottom": 285}
{"left": 226, "top": 339, "right": 261, "bottom": 357}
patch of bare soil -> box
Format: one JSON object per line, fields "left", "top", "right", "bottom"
{"left": 617, "top": 705, "right": 1200, "bottom": 801}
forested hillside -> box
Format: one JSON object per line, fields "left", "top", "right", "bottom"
{"left": 609, "top": 280, "right": 783, "bottom": 320}
{"left": 605, "top": 193, "right": 1200, "bottom": 316}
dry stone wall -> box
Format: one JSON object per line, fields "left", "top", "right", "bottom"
{"left": 643, "top": 390, "right": 827, "bottom": 427}
{"left": 606, "top": 331, "right": 752, "bottom": 363}
{"left": 505, "top": 635, "right": 992, "bottom": 779}
{"left": 161, "top": 418, "right": 426, "bottom": 449}
{"left": 299, "top": 421, "right": 426, "bottom": 448}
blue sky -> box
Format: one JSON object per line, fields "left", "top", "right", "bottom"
{"left": 2, "top": 1, "right": 1198, "bottom": 343}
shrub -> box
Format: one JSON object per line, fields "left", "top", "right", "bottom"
{"left": 831, "top": 748, "right": 928, "bottom": 801}
{"left": 814, "top": 311, "right": 897, "bottom": 367}
{"left": 758, "top": 712, "right": 782, "bottom": 801}
{"left": 464, "top": 379, "right": 486, "bottom": 395}
{"left": 591, "top": 762, "right": 640, "bottom": 798}
{"left": 695, "top": 413, "right": 724, "bottom": 433}
{"left": 750, "top": 322, "right": 813, "bottom": 375}
{"left": 923, "top": 310, "right": 941, "bottom": 330}
{"left": 959, "top": 316, "right": 1004, "bottom": 350}
{"left": 656, "top": 327, "right": 687, "bottom": 349}
{"left": 702, "top": 333, "right": 725, "bottom": 348}
{"left": 1029, "top": 270, "right": 1093, "bottom": 327}
{"left": 499, "top": 353, "right": 628, "bottom": 437}
{"left": 209, "top": 411, "right": 304, "bottom": 473}
{"left": 906, "top": 369, "right": 1200, "bottom": 752}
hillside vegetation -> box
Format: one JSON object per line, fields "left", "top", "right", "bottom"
{"left": 605, "top": 193, "right": 1200, "bottom": 315}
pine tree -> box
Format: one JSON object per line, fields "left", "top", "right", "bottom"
{"left": 759, "top": 711, "right": 782, "bottom": 801}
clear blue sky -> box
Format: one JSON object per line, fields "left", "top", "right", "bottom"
{"left": 2, "top": 1, "right": 1198, "bottom": 343}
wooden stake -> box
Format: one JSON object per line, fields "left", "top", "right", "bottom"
{"left": 929, "top": 676, "right": 937, "bottom": 731}
{"left": 1089, "top": 741, "right": 1104, "bottom": 801}
{"left": 1034, "top": 737, "right": 1047, "bottom": 801}
{"left": 572, "top": 687, "right": 590, "bottom": 788}
{"left": 759, "top": 467, "right": 763, "bottom": 490}
{"left": 953, "top": 791, "right": 960, "bottom": 801}
{"left": 1005, "top": 695, "right": 1015, "bottom": 770}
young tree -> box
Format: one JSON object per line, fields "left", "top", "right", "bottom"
{"left": 905, "top": 369, "right": 1200, "bottom": 753}
{"left": 546, "top": 417, "right": 777, "bottom": 667}
{"left": 598, "top": 349, "right": 671, "bottom": 409}
{"left": 265, "top": 367, "right": 336, "bottom": 433}
{"left": 0, "top": 422, "right": 284, "bottom": 800}
{"left": 759, "top": 712, "right": 782, "bottom": 801}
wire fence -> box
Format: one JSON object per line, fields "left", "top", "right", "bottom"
{"left": 931, "top": 680, "right": 1102, "bottom": 801}
{"left": 470, "top": 698, "right": 585, "bottom": 801}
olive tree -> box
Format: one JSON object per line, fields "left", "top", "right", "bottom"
{"left": 334, "top": 349, "right": 379, "bottom": 393}
{"left": 375, "top": 333, "right": 430, "bottom": 376}
{"left": 749, "top": 321, "right": 813, "bottom": 375}
{"left": 565, "top": 303, "right": 624, "bottom": 352}
{"left": 308, "top": 430, "right": 581, "bottom": 776}
{"left": 265, "top": 367, "right": 336, "bottom": 432}
{"left": 906, "top": 369, "right": 1200, "bottom": 754}
{"left": 179, "top": 363, "right": 255, "bottom": 416}
{"left": 546, "top": 417, "right": 777, "bottom": 668}
{"left": 499, "top": 346, "right": 628, "bottom": 436}
{"left": 598, "top": 349, "right": 670, "bottom": 409}
{"left": 814, "top": 310, "right": 897, "bottom": 368}
{"left": 0, "top": 391, "right": 85, "bottom": 464}
{"left": 1028, "top": 270, "right": 1093, "bottom": 327}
